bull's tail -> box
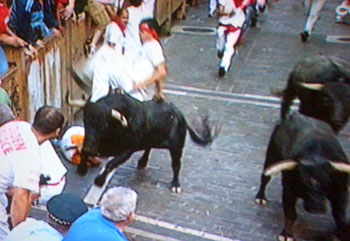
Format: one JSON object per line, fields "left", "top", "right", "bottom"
{"left": 187, "top": 115, "right": 220, "bottom": 146}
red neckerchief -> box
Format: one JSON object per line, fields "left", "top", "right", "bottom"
{"left": 113, "top": 19, "right": 126, "bottom": 37}
{"left": 139, "top": 23, "right": 160, "bottom": 42}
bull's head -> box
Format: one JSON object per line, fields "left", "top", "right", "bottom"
{"left": 66, "top": 92, "right": 128, "bottom": 127}
{"left": 296, "top": 82, "right": 350, "bottom": 133}
{"left": 265, "top": 159, "right": 350, "bottom": 213}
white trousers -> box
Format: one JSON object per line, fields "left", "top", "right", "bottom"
{"left": 304, "top": 0, "right": 328, "bottom": 33}
{"left": 209, "top": 0, "right": 217, "bottom": 15}
{"left": 217, "top": 26, "right": 242, "bottom": 71}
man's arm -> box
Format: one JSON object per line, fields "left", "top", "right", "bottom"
{"left": 134, "top": 63, "right": 167, "bottom": 90}
{"left": 10, "top": 188, "right": 32, "bottom": 227}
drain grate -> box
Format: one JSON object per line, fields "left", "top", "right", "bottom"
{"left": 182, "top": 27, "right": 215, "bottom": 33}
{"left": 326, "top": 35, "right": 350, "bottom": 43}
{"left": 338, "top": 37, "right": 350, "bottom": 41}
{"left": 172, "top": 25, "right": 216, "bottom": 35}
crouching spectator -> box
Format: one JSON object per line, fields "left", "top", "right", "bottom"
{"left": 60, "top": 125, "right": 102, "bottom": 166}
{"left": 63, "top": 186, "right": 137, "bottom": 241}
{"left": 4, "top": 193, "right": 88, "bottom": 241}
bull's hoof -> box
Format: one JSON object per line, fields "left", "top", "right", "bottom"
{"left": 77, "top": 165, "right": 88, "bottom": 176}
{"left": 171, "top": 186, "right": 182, "bottom": 193}
{"left": 255, "top": 197, "right": 268, "bottom": 205}
{"left": 278, "top": 230, "right": 294, "bottom": 241}
{"left": 170, "top": 182, "right": 182, "bottom": 193}
{"left": 137, "top": 163, "right": 147, "bottom": 169}
{"left": 94, "top": 175, "right": 106, "bottom": 187}
{"left": 278, "top": 235, "right": 294, "bottom": 241}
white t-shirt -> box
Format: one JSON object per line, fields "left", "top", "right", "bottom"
{"left": 125, "top": 2, "right": 154, "bottom": 57}
{"left": 104, "top": 21, "right": 126, "bottom": 47}
{"left": 0, "top": 121, "right": 41, "bottom": 197}
{"left": 38, "top": 141, "right": 67, "bottom": 205}
{"left": 218, "top": 0, "right": 245, "bottom": 27}
{"left": 141, "top": 40, "right": 165, "bottom": 68}
{"left": 128, "top": 40, "right": 165, "bottom": 101}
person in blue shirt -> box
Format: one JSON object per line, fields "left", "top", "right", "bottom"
{"left": 8, "top": 0, "right": 60, "bottom": 47}
{"left": 63, "top": 186, "right": 138, "bottom": 241}
{"left": 5, "top": 193, "right": 88, "bottom": 241}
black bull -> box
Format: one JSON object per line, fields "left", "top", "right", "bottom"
{"left": 255, "top": 112, "right": 350, "bottom": 240}
{"left": 76, "top": 92, "right": 219, "bottom": 193}
{"left": 280, "top": 55, "right": 350, "bottom": 134}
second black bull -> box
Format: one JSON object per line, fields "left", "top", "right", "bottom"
{"left": 280, "top": 55, "right": 350, "bottom": 133}
{"left": 68, "top": 92, "right": 219, "bottom": 193}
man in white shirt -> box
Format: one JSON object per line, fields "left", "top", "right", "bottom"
{"left": 0, "top": 106, "right": 64, "bottom": 239}
{"left": 125, "top": 0, "right": 155, "bottom": 57}
{"left": 77, "top": 8, "right": 136, "bottom": 103}
{"left": 216, "top": 0, "right": 246, "bottom": 77}
{"left": 132, "top": 19, "right": 167, "bottom": 101}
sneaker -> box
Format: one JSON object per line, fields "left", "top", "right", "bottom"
{"left": 218, "top": 67, "right": 226, "bottom": 78}
{"left": 300, "top": 31, "right": 309, "bottom": 42}
{"left": 217, "top": 51, "right": 223, "bottom": 59}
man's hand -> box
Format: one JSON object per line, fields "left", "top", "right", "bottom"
{"left": 61, "top": 4, "right": 74, "bottom": 20}
{"left": 153, "top": 91, "right": 165, "bottom": 102}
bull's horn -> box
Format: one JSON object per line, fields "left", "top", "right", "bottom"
{"left": 264, "top": 160, "right": 298, "bottom": 176}
{"left": 111, "top": 109, "right": 128, "bottom": 127}
{"left": 330, "top": 162, "right": 350, "bottom": 173}
{"left": 66, "top": 92, "right": 86, "bottom": 107}
{"left": 298, "top": 83, "right": 324, "bottom": 91}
